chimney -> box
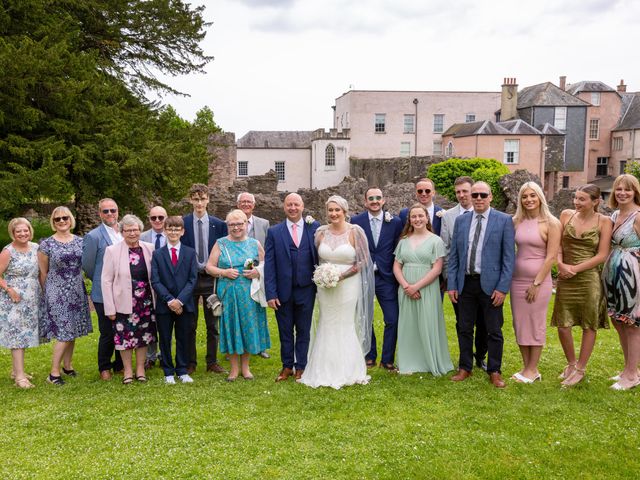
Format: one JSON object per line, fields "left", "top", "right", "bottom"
{"left": 501, "top": 77, "right": 518, "bottom": 122}
{"left": 559, "top": 76, "right": 567, "bottom": 90}
{"left": 617, "top": 79, "right": 627, "bottom": 92}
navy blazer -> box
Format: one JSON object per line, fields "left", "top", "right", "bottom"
{"left": 264, "top": 220, "right": 320, "bottom": 303}
{"left": 350, "top": 211, "right": 403, "bottom": 285}
{"left": 181, "top": 213, "right": 228, "bottom": 261}
{"left": 151, "top": 244, "right": 198, "bottom": 314}
{"left": 399, "top": 204, "right": 443, "bottom": 236}
{"left": 446, "top": 208, "right": 515, "bottom": 296}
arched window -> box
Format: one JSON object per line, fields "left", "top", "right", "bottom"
{"left": 325, "top": 144, "right": 336, "bottom": 169}
{"left": 446, "top": 141, "right": 454, "bottom": 156}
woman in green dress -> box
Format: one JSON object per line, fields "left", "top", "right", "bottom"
{"left": 393, "top": 204, "right": 453, "bottom": 376}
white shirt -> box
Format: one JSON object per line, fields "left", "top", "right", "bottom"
{"left": 168, "top": 241, "right": 181, "bottom": 260}
{"left": 153, "top": 231, "right": 167, "bottom": 248}
{"left": 286, "top": 218, "right": 304, "bottom": 244}
{"left": 104, "top": 224, "right": 123, "bottom": 245}
{"left": 426, "top": 203, "right": 435, "bottom": 225}
{"left": 247, "top": 216, "right": 254, "bottom": 236}
{"left": 467, "top": 208, "right": 490, "bottom": 274}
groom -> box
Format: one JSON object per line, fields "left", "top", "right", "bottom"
{"left": 264, "top": 193, "right": 320, "bottom": 382}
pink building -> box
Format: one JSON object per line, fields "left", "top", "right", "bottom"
{"left": 611, "top": 90, "right": 640, "bottom": 176}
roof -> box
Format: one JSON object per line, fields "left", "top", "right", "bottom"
{"left": 443, "top": 119, "right": 564, "bottom": 137}
{"left": 237, "top": 131, "right": 314, "bottom": 148}
{"left": 517, "top": 82, "right": 590, "bottom": 108}
{"left": 613, "top": 93, "right": 640, "bottom": 131}
{"left": 565, "top": 81, "right": 616, "bottom": 95}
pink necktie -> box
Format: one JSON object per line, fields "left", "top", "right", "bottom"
{"left": 292, "top": 223, "right": 300, "bottom": 247}
{"left": 171, "top": 247, "right": 178, "bottom": 266}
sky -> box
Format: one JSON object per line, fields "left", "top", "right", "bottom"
{"left": 156, "top": 0, "right": 640, "bottom": 139}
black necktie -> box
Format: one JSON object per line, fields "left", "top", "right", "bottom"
{"left": 197, "top": 219, "right": 205, "bottom": 263}
{"left": 469, "top": 215, "right": 482, "bottom": 275}
{"left": 155, "top": 233, "right": 162, "bottom": 250}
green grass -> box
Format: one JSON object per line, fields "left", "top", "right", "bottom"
{"left": 1, "top": 297, "right": 638, "bottom": 479}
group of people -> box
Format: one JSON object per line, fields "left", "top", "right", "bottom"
{"left": 2, "top": 175, "right": 640, "bottom": 391}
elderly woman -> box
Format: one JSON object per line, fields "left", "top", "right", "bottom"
{"left": 0, "top": 218, "right": 42, "bottom": 388}
{"left": 39, "top": 207, "right": 92, "bottom": 386}
{"left": 102, "top": 214, "right": 156, "bottom": 384}
{"left": 206, "top": 209, "right": 270, "bottom": 381}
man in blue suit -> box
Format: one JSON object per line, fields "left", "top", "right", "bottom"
{"left": 351, "top": 187, "right": 403, "bottom": 370}
{"left": 181, "top": 183, "right": 228, "bottom": 374}
{"left": 447, "top": 182, "right": 515, "bottom": 388}
{"left": 399, "top": 178, "right": 443, "bottom": 236}
{"left": 151, "top": 216, "right": 198, "bottom": 384}
{"left": 264, "top": 193, "right": 320, "bottom": 382}
{"left": 82, "top": 198, "right": 124, "bottom": 380}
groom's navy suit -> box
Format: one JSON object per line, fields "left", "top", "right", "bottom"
{"left": 351, "top": 211, "right": 403, "bottom": 365}
{"left": 264, "top": 219, "right": 320, "bottom": 371}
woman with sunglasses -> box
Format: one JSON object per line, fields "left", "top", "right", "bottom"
{"left": 38, "top": 207, "right": 92, "bottom": 385}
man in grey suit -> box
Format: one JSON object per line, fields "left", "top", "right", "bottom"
{"left": 447, "top": 182, "right": 515, "bottom": 388}
{"left": 140, "top": 205, "right": 168, "bottom": 369}
{"left": 441, "top": 176, "right": 488, "bottom": 371}
{"left": 237, "top": 191, "right": 271, "bottom": 359}
{"left": 82, "top": 198, "right": 124, "bottom": 380}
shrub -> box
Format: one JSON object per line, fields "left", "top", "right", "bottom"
{"left": 427, "top": 158, "right": 510, "bottom": 209}
{"left": 0, "top": 218, "right": 52, "bottom": 249}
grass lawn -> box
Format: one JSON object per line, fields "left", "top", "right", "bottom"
{"left": 1, "top": 296, "right": 639, "bottom": 479}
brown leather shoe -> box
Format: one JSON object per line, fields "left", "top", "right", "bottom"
{"left": 276, "top": 367, "right": 294, "bottom": 382}
{"left": 489, "top": 372, "right": 506, "bottom": 388}
{"left": 294, "top": 369, "right": 304, "bottom": 380}
{"left": 451, "top": 369, "right": 472, "bottom": 382}
{"left": 186, "top": 364, "right": 196, "bottom": 375}
{"left": 207, "top": 363, "right": 227, "bottom": 374}
{"left": 365, "top": 359, "right": 376, "bottom": 368}
{"left": 100, "top": 370, "right": 112, "bottom": 381}
{"left": 380, "top": 362, "right": 398, "bottom": 372}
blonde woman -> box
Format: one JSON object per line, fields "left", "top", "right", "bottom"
{"left": 510, "top": 183, "right": 561, "bottom": 383}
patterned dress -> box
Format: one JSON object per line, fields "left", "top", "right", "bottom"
{"left": 602, "top": 211, "right": 640, "bottom": 327}
{"left": 40, "top": 236, "right": 92, "bottom": 341}
{"left": 0, "top": 243, "right": 41, "bottom": 348}
{"left": 114, "top": 247, "right": 157, "bottom": 350}
{"left": 217, "top": 237, "right": 270, "bottom": 354}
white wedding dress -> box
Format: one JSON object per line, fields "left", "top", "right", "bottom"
{"left": 299, "top": 230, "right": 371, "bottom": 389}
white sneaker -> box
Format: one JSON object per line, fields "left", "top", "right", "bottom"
{"left": 179, "top": 374, "right": 194, "bottom": 383}
{"left": 164, "top": 375, "right": 176, "bottom": 384}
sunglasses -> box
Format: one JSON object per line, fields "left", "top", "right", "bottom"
{"left": 101, "top": 209, "right": 117, "bottom": 214}
{"left": 416, "top": 189, "right": 432, "bottom": 195}
{"left": 367, "top": 195, "right": 382, "bottom": 201}
{"left": 149, "top": 215, "right": 165, "bottom": 222}
{"left": 471, "top": 192, "right": 490, "bottom": 199}
{"left": 53, "top": 216, "right": 70, "bottom": 223}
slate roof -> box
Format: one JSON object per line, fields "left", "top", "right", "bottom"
{"left": 443, "top": 119, "right": 564, "bottom": 137}
{"left": 613, "top": 93, "right": 640, "bottom": 131}
{"left": 517, "top": 82, "right": 590, "bottom": 108}
{"left": 237, "top": 131, "right": 314, "bottom": 148}
{"left": 566, "top": 81, "right": 616, "bottom": 95}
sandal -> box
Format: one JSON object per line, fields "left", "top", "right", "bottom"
{"left": 11, "top": 372, "right": 33, "bottom": 380}
{"left": 15, "top": 377, "right": 35, "bottom": 389}
{"left": 122, "top": 376, "right": 134, "bottom": 385}
{"left": 558, "top": 363, "right": 576, "bottom": 380}
{"left": 561, "top": 367, "right": 586, "bottom": 387}
{"left": 136, "top": 375, "right": 147, "bottom": 383}
{"left": 62, "top": 368, "right": 77, "bottom": 377}
{"left": 46, "top": 374, "right": 65, "bottom": 386}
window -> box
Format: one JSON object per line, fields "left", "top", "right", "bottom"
{"left": 400, "top": 142, "right": 411, "bottom": 156}
{"left": 465, "top": 114, "right": 476, "bottom": 123}
{"left": 446, "top": 141, "right": 454, "bottom": 156}
{"left": 433, "top": 114, "right": 445, "bottom": 133}
{"left": 589, "top": 119, "right": 600, "bottom": 140}
{"left": 237, "top": 161, "right": 248, "bottom": 177}
{"left": 374, "top": 114, "right": 386, "bottom": 133}
{"left": 591, "top": 92, "right": 601, "bottom": 106}
{"left": 403, "top": 114, "right": 415, "bottom": 133}
{"left": 433, "top": 140, "right": 442, "bottom": 155}
{"left": 274, "top": 161, "right": 285, "bottom": 182}
{"left": 503, "top": 139, "right": 520, "bottom": 164}
{"left": 554, "top": 107, "right": 567, "bottom": 130}
{"left": 325, "top": 144, "right": 335, "bottom": 170}
{"left": 620, "top": 160, "right": 627, "bottom": 175}
{"left": 613, "top": 136, "right": 624, "bottom": 151}
{"left": 596, "top": 157, "right": 608, "bottom": 176}
{"left": 562, "top": 176, "right": 570, "bottom": 188}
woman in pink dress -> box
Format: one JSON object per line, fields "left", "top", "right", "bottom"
{"left": 510, "top": 182, "right": 561, "bottom": 383}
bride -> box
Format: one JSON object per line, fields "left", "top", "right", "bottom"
{"left": 299, "top": 195, "right": 374, "bottom": 389}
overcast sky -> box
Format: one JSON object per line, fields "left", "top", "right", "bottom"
{"left": 156, "top": 0, "right": 639, "bottom": 138}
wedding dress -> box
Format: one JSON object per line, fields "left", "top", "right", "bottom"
{"left": 299, "top": 226, "right": 373, "bottom": 389}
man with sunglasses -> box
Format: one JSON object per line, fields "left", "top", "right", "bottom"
{"left": 399, "top": 178, "right": 443, "bottom": 235}
{"left": 447, "top": 182, "right": 515, "bottom": 388}
{"left": 351, "top": 187, "right": 403, "bottom": 370}
{"left": 140, "top": 205, "right": 168, "bottom": 369}
{"left": 82, "top": 198, "right": 124, "bottom": 380}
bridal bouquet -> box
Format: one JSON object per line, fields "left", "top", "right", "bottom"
{"left": 313, "top": 263, "right": 341, "bottom": 289}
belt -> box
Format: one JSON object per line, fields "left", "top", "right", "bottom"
{"left": 465, "top": 273, "right": 480, "bottom": 279}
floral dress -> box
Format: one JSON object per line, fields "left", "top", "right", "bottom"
{"left": 0, "top": 243, "right": 41, "bottom": 349}
{"left": 114, "top": 246, "right": 157, "bottom": 350}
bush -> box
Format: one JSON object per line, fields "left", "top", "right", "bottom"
{"left": 427, "top": 158, "right": 510, "bottom": 209}
{"left": 0, "top": 217, "right": 52, "bottom": 249}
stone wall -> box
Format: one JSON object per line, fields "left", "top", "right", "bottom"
{"left": 350, "top": 155, "right": 445, "bottom": 186}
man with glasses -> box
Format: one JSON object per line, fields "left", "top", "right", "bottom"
{"left": 82, "top": 198, "right": 124, "bottom": 380}
{"left": 140, "top": 205, "right": 168, "bottom": 369}
{"left": 351, "top": 187, "right": 403, "bottom": 370}
{"left": 447, "top": 182, "right": 515, "bottom": 388}
{"left": 181, "top": 184, "right": 228, "bottom": 374}
{"left": 399, "top": 178, "right": 443, "bottom": 235}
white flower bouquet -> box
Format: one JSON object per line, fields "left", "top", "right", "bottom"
{"left": 313, "top": 263, "right": 342, "bottom": 289}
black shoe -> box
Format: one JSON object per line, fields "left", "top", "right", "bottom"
{"left": 476, "top": 359, "right": 488, "bottom": 371}
{"left": 47, "top": 374, "right": 65, "bottom": 386}
{"left": 62, "top": 368, "right": 77, "bottom": 377}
